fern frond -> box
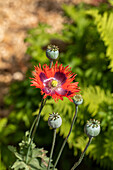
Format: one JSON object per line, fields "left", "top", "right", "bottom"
{"left": 87, "top": 10, "right": 113, "bottom": 71}
{"left": 83, "top": 86, "right": 113, "bottom": 116}
{"left": 36, "top": 86, "right": 113, "bottom": 169}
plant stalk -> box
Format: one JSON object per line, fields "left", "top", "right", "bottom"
{"left": 26, "top": 60, "right": 52, "bottom": 163}
{"left": 26, "top": 97, "right": 47, "bottom": 163}
{"left": 47, "top": 129, "right": 57, "bottom": 170}
{"left": 53, "top": 104, "right": 78, "bottom": 169}
{"left": 71, "top": 137, "right": 93, "bottom": 170}
{"left": 50, "top": 60, "right": 53, "bottom": 68}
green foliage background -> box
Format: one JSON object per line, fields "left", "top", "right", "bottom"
{"left": 1, "top": 1, "right": 113, "bottom": 170}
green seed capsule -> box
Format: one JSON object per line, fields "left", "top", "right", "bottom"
{"left": 46, "top": 44, "right": 59, "bottom": 60}
{"left": 48, "top": 112, "right": 62, "bottom": 129}
{"left": 73, "top": 94, "right": 83, "bottom": 105}
{"left": 84, "top": 119, "right": 100, "bottom": 137}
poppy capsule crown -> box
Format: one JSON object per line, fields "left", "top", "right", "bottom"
{"left": 73, "top": 94, "right": 83, "bottom": 105}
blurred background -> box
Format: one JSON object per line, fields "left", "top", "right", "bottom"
{"left": 0, "top": 0, "right": 113, "bottom": 169}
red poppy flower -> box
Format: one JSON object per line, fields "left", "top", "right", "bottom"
{"left": 31, "top": 62, "right": 80, "bottom": 102}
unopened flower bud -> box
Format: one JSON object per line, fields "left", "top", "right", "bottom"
{"left": 48, "top": 112, "right": 62, "bottom": 129}
{"left": 84, "top": 119, "right": 100, "bottom": 137}
{"left": 46, "top": 44, "right": 59, "bottom": 60}
{"left": 73, "top": 94, "right": 83, "bottom": 105}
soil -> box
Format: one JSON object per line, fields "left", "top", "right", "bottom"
{"left": 0, "top": 0, "right": 105, "bottom": 117}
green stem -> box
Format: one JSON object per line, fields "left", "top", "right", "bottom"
{"left": 50, "top": 60, "right": 53, "bottom": 68}
{"left": 47, "top": 129, "right": 57, "bottom": 170}
{"left": 26, "top": 97, "right": 47, "bottom": 163}
{"left": 71, "top": 137, "right": 93, "bottom": 170}
{"left": 26, "top": 59, "right": 52, "bottom": 163}
{"left": 28, "top": 116, "right": 37, "bottom": 140}
{"left": 53, "top": 105, "right": 78, "bottom": 170}
{"left": 31, "top": 98, "right": 47, "bottom": 139}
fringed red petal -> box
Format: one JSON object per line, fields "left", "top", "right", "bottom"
{"left": 30, "top": 61, "right": 80, "bottom": 102}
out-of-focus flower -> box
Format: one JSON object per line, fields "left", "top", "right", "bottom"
{"left": 31, "top": 62, "right": 79, "bottom": 101}
{"left": 13, "top": 72, "right": 24, "bottom": 81}
{"left": 48, "top": 112, "right": 62, "bottom": 129}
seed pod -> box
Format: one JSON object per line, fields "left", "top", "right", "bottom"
{"left": 48, "top": 112, "right": 62, "bottom": 129}
{"left": 46, "top": 44, "right": 59, "bottom": 60}
{"left": 73, "top": 94, "right": 83, "bottom": 105}
{"left": 84, "top": 119, "right": 100, "bottom": 137}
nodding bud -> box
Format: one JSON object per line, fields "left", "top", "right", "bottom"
{"left": 48, "top": 112, "right": 62, "bottom": 129}
{"left": 84, "top": 119, "right": 100, "bottom": 137}
{"left": 73, "top": 94, "right": 83, "bottom": 105}
{"left": 46, "top": 44, "right": 59, "bottom": 60}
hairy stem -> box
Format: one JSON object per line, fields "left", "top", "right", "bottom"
{"left": 47, "top": 129, "right": 57, "bottom": 170}
{"left": 26, "top": 97, "right": 47, "bottom": 163}
{"left": 53, "top": 105, "right": 78, "bottom": 169}
{"left": 71, "top": 137, "right": 93, "bottom": 170}
{"left": 50, "top": 60, "right": 53, "bottom": 68}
